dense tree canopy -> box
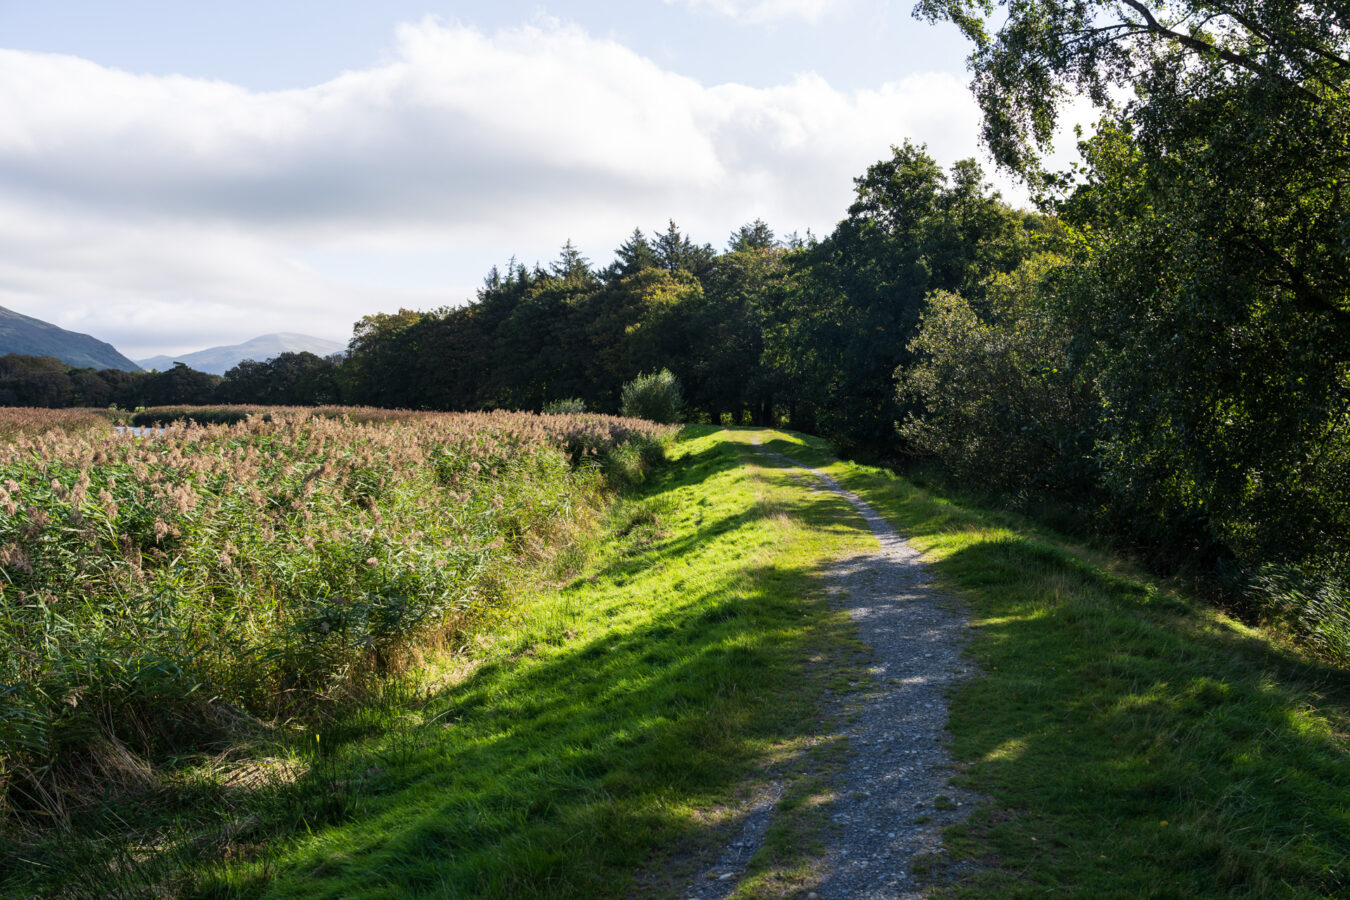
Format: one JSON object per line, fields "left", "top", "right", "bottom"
{"left": 763, "top": 143, "right": 1046, "bottom": 453}
{"left": 910, "top": 0, "right": 1350, "bottom": 590}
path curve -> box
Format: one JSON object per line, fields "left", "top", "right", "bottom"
{"left": 685, "top": 441, "right": 981, "bottom": 898}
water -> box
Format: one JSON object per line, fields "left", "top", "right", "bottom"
{"left": 114, "top": 425, "right": 165, "bottom": 437}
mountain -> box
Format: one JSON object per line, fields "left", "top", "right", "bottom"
{"left": 137, "top": 333, "right": 345, "bottom": 376}
{"left": 0, "top": 306, "right": 142, "bottom": 371}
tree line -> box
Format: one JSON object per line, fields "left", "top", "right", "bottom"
{"left": 0, "top": 352, "right": 342, "bottom": 410}
{"left": 904, "top": 0, "right": 1350, "bottom": 651}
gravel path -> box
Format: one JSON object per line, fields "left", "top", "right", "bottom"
{"left": 682, "top": 442, "right": 981, "bottom": 899}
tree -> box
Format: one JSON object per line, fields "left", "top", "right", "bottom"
{"left": 620, "top": 369, "right": 684, "bottom": 424}
{"left": 1059, "top": 117, "right": 1350, "bottom": 568}
{"left": 916, "top": 0, "right": 1350, "bottom": 181}
{"left": 763, "top": 143, "right": 1037, "bottom": 455}
{"left": 551, "top": 240, "right": 593, "bottom": 284}
{"left": 341, "top": 309, "right": 425, "bottom": 406}
{"left": 922, "top": 0, "right": 1350, "bottom": 572}
{"left": 487, "top": 267, "right": 593, "bottom": 410}
{"left": 584, "top": 267, "right": 704, "bottom": 409}
{"left": 653, "top": 220, "right": 716, "bottom": 275}
{"left": 899, "top": 253, "right": 1096, "bottom": 499}
{"left": 604, "top": 229, "right": 660, "bottom": 281}
{"left": 116, "top": 362, "right": 220, "bottom": 407}
{"left": 728, "top": 219, "right": 776, "bottom": 253}
{"left": 692, "top": 234, "right": 786, "bottom": 424}
{"left": 219, "top": 352, "right": 339, "bottom": 405}
{"left": 0, "top": 355, "right": 76, "bottom": 407}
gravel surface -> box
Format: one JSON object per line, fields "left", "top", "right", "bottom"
{"left": 683, "top": 443, "right": 982, "bottom": 899}
{"left": 679, "top": 781, "right": 785, "bottom": 899}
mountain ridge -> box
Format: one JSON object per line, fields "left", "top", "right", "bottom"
{"left": 138, "top": 333, "right": 345, "bottom": 376}
{"left": 0, "top": 306, "right": 142, "bottom": 372}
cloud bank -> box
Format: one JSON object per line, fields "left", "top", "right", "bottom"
{"left": 0, "top": 18, "right": 996, "bottom": 357}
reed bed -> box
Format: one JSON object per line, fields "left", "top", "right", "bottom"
{"left": 0, "top": 408, "right": 116, "bottom": 439}
{"left": 0, "top": 408, "right": 671, "bottom": 828}
{"left": 123, "top": 405, "right": 457, "bottom": 427}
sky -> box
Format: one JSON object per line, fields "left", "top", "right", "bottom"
{"left": 0, "top": 0, "right": 1054, "bottom": 360}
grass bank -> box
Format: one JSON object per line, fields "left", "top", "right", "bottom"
{"left": 12, "top": 425, "right": 1344, "bottom": 897}
{"left": 758, "top": 430, "right": 1350, "bottom": 897}
{"left": 7, "top": 427, "right": 873, "bottom": 898}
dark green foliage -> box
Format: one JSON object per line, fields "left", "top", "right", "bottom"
{"left": 0, "top": 355, "right": 137, "bottom": 409}
{"left": 1057, "top": 112, "right": 1350, "bottom": 575}
{"left": 0, "top": 356, "right": 219, "bottom": 410}
{"left": 604, "top": 228, "right": 660, "bottom": 280}
{"left": 332, "top": 226, "right": 784, "bottom": 426}
{"left": 652, "top": 219, "right": 717, "bottom": 275}
{"left": 899, "top": 252, "right": 1097, "bottom": 501}
{"left": 125, "top": 362, "right": 222, "bottom": 407}
{"left": 619, "top": 369, "right": 684, "bottom": 424}
{"left": 911, "top": 0, "right": 1350, "bottom": 629}
{"left": 762, "top": 143, "right": 1042, "bottom": 455}
{"left": 338, "top": 309, "right": 429, "bottom": 408}
{"left": 219, "top": 351, "right": 341, "bottom": 405}
{"left": 727, "top": 218, "right": 777, "bottom": 252}
{"left": 0, "top": 350, "right": 335, "bottom": 411}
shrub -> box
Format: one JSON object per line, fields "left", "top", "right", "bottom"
{"left": 619, "top": 369, "right": 684, "bottom": 424}
{"left": 899, "top": 255, "right": 1097, "bottom": 501}
{"left": 542, "top": 398, "right": 587, "bottom": 414}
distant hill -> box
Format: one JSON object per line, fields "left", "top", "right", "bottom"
{"left": 0, "top": 306, "right": 142, "bottom": 372}
{"left": 138, "top": 333, "right": 345, "bottom": 376}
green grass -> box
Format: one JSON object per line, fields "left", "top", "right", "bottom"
{"left": 16, "top": 426, "right": 1347, "bottom": 898}
{"left": 12, "top": 427, "right": 873, "bottom": 898}
{"left": 757, "top": 430, "right": 1350, "bottom": 898}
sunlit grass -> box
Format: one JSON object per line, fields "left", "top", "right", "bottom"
{"left": 759, "top": 429, "right": 1350, "bottom": 897}
{"left": 5, "top": 427, "right": 874, "bottom": 898}
{"left": 15, "top": 424, "right": 1343, "bottom": 897}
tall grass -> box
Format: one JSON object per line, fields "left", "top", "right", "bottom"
{"left": 0, "top": 408, "right": 671, "bottom": 830}
{"left": 0, "top": 408, "right": 115, "bottom": 439}
{"left": 121, "top": 405, "right": 468, "bottom": 427}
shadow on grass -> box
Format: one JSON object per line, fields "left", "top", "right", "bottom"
{"left": 913, "top": 527, "right": 1350, "bottom": 897}
{"left": 8, "top": 429, "right": 864, "bottom": 900}
{"left": 214, "top": 444, "right": 862, "bottom": 897}
{"left": 747, "top": 431, "right": 1350, "bottom": 896}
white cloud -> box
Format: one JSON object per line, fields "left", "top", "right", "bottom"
{"left": 0, "top": 18, "right": 1004, "bottom": 358}
{"left": 664, "top": 0, "right": 846, "bottom": 25}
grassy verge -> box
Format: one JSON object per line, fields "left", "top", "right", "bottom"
{"left": 8, "top": 427, "right": 873, "bottom": 897}
{"left": 758, "top": 430, "right": 1350, "bottom": 897}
